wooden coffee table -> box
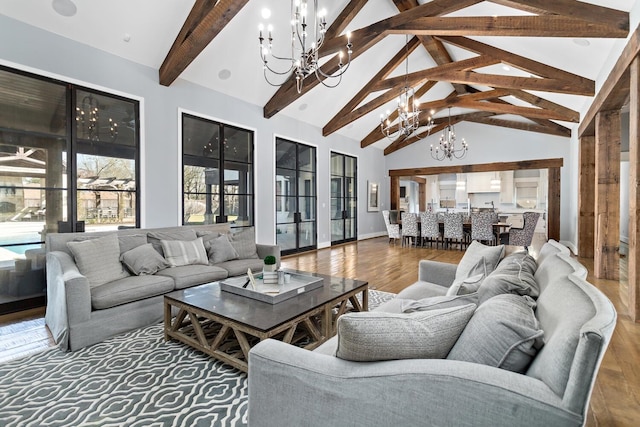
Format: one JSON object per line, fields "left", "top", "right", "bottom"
{"left": 163, "top": 271, "right": 368, "bottom": 372}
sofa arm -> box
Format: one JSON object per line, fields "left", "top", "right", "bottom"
{"left": 45, "top": 251, "right": 92, "bottom": 351}
{"left": 248, "top": 340, "right": 581, "bottom": 427}
{"left": 418, "top": 259, "right": 457, "bottom": 287}
{"left": 256, "top": 244, "right": 281, "bottom": 268}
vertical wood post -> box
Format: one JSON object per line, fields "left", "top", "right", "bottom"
{"left": 578, "top": 136, "right": 596, "bottom": 258}
{"left": 390, "top": 176, "right": 400, "bottom": 211}
{"left": 547, "top": 167, "right": 561, "bottom": 242}
{"left": 594, "top": 110, "right": 621, "bottom": 280}
{"left": 629, "top": 57, "right": 640, "bottom": 321}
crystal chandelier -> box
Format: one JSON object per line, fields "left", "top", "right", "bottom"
{"left": 430, "top": 108, "right": 468, "bottom": 161}
{"left": 380, "top": 36, "right": 432, "bottom": 140}
{"left": 258, "top": 0, "right": 353, "bottom": 94}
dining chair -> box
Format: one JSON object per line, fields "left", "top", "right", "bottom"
{"left": 401, "top": 212, "right": 419, "bottom": 247}
{"left": 470, "top": 211, "right": 496, "bottom": 246}
{"left": 382, "top": 210, "right": 401, "bottom": 245}
{"left": 508, "top": 211, "right": 541, "bottom": 250}
{"left": 420, "top": 211, "right": 441, "bottom": 248}
{"left": 443, "top": 212, "right": 465, "bottom": 250}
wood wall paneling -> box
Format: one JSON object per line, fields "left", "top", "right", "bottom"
{"left": 390, "top": 176, "right": 400, "bottom": 211}
{"left": 594, "top": 110, "right": 621, "bottom": 280}
{"left": 629, "top": 57, "right": 640, "bottom": 322}
{"left": 578, "top": 136, "right": 596, "bottom": 258}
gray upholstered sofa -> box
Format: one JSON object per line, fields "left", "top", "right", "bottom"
{"left": 45, "top": 223, "right": 279, "bottom": 351}
{"left": 248, "top": 240, "right": 616, "bottom": 427}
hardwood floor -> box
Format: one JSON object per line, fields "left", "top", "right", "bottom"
{"left": 0, "top": 235, "right": 637, "bottom": 426}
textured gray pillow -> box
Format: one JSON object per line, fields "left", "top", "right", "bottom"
{"left": 335, "top": 304, "right": 477, "bottom": 362}
{"left": 161, "top": 237, "right": 209, "bottom": 267}
{"left": 447, "top": 294, "right": 544, "bottom": 373}
{"left": 207, "top": 234, "right": 240, "bottom": 264}
{"left": 117, "top": 234, "right": 147, "bottom": 254}
{"left": 229, "top": 227, "right": 259, "bottom": 259}
{"left": 401, "top": 293, "right": 479, "bottom": 313}
{"left": 121, "top": 243, "right": 171, "bottom": 275}
{"left": 477, "top": 253, "right": 539, "bottom": 305}
{"left": 456, "top": 241, "right": 504, "bottom": 282}
{"left": 67, "top": 233, "right": 129, "bottom": 287}
{"left": 147, "top": 229, "right": 198, "bottom": 255}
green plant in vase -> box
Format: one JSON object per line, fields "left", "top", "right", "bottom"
{"left": 262, "top": 255, "right": 278, "bottom": 284}
{"left": 263, "top": 255, "right": 277, "bottom": 272}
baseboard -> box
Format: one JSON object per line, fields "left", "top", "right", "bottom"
{"left": 358, "top": 231, "right": 387, "bottom": 240}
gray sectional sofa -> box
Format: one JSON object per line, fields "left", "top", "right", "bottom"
{"left": 45, "top": 223, "right": 279, "bottom": 351}
{"left": 248, "top": 240, "right": 617, "bottom": 427}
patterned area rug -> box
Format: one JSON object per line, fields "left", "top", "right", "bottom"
{"left": 0, "top": 290, "right": 394, "bottom": 427}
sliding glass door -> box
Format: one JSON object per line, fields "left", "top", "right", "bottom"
{"left": 275, "top": 138, "right": 316, "bottom": 255}
{"left": 331, "top": 152, "right": 357, "bottom": 245}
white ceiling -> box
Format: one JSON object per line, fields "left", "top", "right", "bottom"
{"left": 1, "top": 0, "right": 637, "bottom": 150}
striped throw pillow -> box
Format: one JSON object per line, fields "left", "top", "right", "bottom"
{"left": 160, "top": 237, "right": 208, "bottom": 267}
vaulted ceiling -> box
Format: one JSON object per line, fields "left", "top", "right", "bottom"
{"left": 1, "top": 0, "right": 635, "bottom": 155}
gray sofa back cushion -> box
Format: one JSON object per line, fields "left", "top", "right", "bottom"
{"left": 527, "top": 253, "right": 616, "bottom": 413}
{"left": 66, "top": 234, "right": 130, "bottom": 287}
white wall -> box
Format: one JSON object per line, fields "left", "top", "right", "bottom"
{"left": 0, "top": 15, "right": 388, "bottom": 248}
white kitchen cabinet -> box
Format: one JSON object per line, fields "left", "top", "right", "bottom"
{"left": 499, "top": 171, "right": 514, "bottom": 204}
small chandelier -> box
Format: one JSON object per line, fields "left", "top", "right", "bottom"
{"left": 430, "top": 108, "right": 468, "bottom": 161}
{"left": 258, "top": 1, "right": 353, "bottom": 94}
{"left": 380, "top": 36, "right": 432, "bottom": 140}
{"left": 75, "top": 94, "right": 118, "bottom": 142}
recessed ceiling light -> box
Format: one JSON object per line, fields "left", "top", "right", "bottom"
{"left": 261, "top": 8, "right": 271, "bottom": 20}
{"left": 298, "top": 103, "right": 308, "bottom": 111}
{"left": 218, "top": 69, "right": 231, "bottom": 80}
{"left": 573, "top": 38, "right": 590, "bottom": 47}
{"left": 52, "top": 0, "right": 77, "bottom": 17}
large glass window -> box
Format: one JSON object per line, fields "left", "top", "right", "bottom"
{"left": 0, "top": 66, "right": 140, "bottom": 315}
{"left": 276, "top": 138, "right": 316, "bottom": 255}
{"left": 330, "top": 152, "right": 357, "bottom": 244}
{"left": 182, "top": 114, "right": 254, "bottom": 229}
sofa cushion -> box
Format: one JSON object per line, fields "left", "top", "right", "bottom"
{"left": 120, "top": 243, "right": 170, "bottom": 275}
{"left": 156, "top": 264, "right": 228, "bottom": 289}
{"left": 161, "top": 237, "right": 208, "bottom": 267}
{"left": 213, "top": 258, "right": 265, "bottom": 277}
{"left": 400, "top": 293, "right": 479, "bottom": 313}
{"left": 91, "top": 274, "right": 175, "bottom": 310}
{"left": 477, "top": 252, "right": 539, "bottom": 305}
{"left": 205, "top": 234, "right": 239, "bottom": 264}
{"left": 447, "top": 294, "right": 544, "bottom": 373}
{"left": 335, "top": 304, "right": 476, "bottom": 362}
{"left": 395, "top": 281, "right": 448, "bottom": 300}
{"left": 446, "top": 269, "right": 485, "bottom": 296}
{"left": 67, "top": 233, "right": 129, "bottom": 288}
{"left": 147, "top": 229, "right": 198, "bottom": 256}
{"left": 229, "top": 227, "right": 259, "bottom": 259}
{"left": 455, "top": 241, "right": 504, "bottom": 282}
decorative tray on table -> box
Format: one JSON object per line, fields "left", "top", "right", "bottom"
{"left": 219, "top": 271, "right": 323, "bottom": 304}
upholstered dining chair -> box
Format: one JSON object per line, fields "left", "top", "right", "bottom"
{"left": 401, "top": 212, "right": 419, "bottom": 247}
{"left": 382, "top": 210, "right": 401, "bottom": 245}
{"left": 508, "top": 211, "right": 540, "bottom": 249}
{"left": 470, "top": 211, "right": 495, "bottom": 245}
{"left": 420, "top": 211, "right": 441, "bottom": 248}
{"left": 443, "top": 212, "right": 465, "bottom": 250}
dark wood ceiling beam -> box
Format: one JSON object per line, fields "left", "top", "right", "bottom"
{"left": 159, "top": 0, "right": 250, "bottom": 86}
{"left": 322, "top": 37, "right": 422, "bottom": 136}
{"left": 437, "top": 36, "right": 594, "bottom": 89}
{"left": 507, "top": 89, "right": 579, "bottom": 122}
{"left": 389, "top": 157, "right": 563, "bottom": 176}
{"left": 392, "top": 16, "right": 627, "bottom": 38}
{"left": 323, "top": 0, "right": 369, "bottom": 41}
{"left": 487, "top": 0, "right": 629, "bottom": 31}
{"left": 452, "top": 99, "right": 577, "bottom": 121}
{"left": 428, "top": 70, "right": 593, "bottom": 96}
{"left": 372, "top": 56, "right": 499, "bottom": 92}
{"left": 319, "top": 0, "right": 483, "bottom": 57}
{"left": 579, "top": 25, "right": 640, "bottom": 137}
